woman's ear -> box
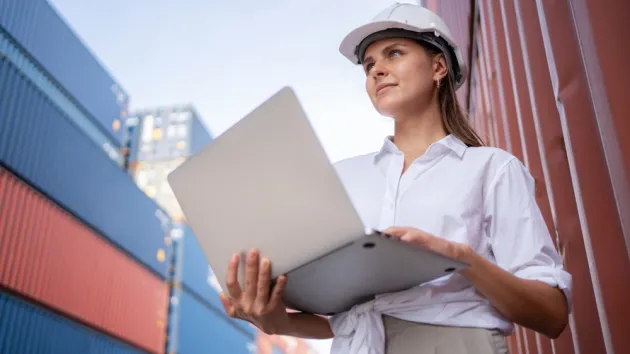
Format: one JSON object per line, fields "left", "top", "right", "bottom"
{"left": 433, "top": 53, "right": 448, "bottom": 82}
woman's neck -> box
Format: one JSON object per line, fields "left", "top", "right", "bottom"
{"left": 392, "top": 103, "right": 447, "bottom": 165}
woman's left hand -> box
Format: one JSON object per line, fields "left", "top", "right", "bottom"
{"left": 383, "top": 226, "right": 470, "bottom": 262}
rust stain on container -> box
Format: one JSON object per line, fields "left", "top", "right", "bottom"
{"left": 430, "top": 0, "right": 630, "bottom": 353}
{"left": 0, "top": 167, "right": 169, "bottom": 354}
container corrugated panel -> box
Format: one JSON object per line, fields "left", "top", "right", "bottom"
{"left": 0, "top": 0, "right": 127, "bottom": 146}
{"left": 432, "top": 1, "right": 630, "bottom": 353}
{"left": 0, "top": 56, "right": 171, "bottom": 279}
{"left": 175, "top": 224, "right": 253, "bottom": 334}
{"left": 430, "top": 0, "right": 472, "bottom": 107}
{"left": 0, "top": 289, "right": 145, "bottom": 354}
{"left": 175, "top": 289, "right": 256, "bottom": 354}
{"left": 0, "top": 167, "right": 169, "bottom": 354}
{"left": 177, "top": 224, "right": 217, "bottom": 306}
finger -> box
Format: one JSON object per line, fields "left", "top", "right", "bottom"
{"left": 219, "top": 292, "right": 237, "bottom": 317}
{"left": 243, "top": 249, "right": 260, "bottom": 308}
{"left": 255, "top": 258, "right": 271, "bottom": 308}
{"left": 402, "top": 232, "right": 435, "bottom": 249}
{"left": 225, "top": 254, "right": 242, "bottom": 299}
{"left": 383, "top": 226, "right": 409, "bottom": 237}
{"left": 269, "top": 275, "right": 287, "bottom": 306}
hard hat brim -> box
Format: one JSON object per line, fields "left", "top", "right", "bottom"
{"left": 339, "top": 20, "right": 427, "bottom": 65}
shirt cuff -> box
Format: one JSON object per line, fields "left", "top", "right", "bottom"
{"left": 513, "top": 265, "right": 573, "bottom": 312}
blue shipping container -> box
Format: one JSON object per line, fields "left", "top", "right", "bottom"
{"left": 172, "top": 224, "right": 253, "bottom": 334}
{"left": 176, "top": 289, "right": 256, "bottom": 354}
{"left": 0, "top": 290, "right": 144, "bottom": 354}
{"left": 176, "top": 224, "right": 218, "bottom": 306}
{"left": 0, "top": 54, "right": 171, "bottom": 278}
{"left": 0, "top": 0, "right": 127, "bottom": 146}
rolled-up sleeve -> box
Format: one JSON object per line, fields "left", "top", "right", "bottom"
{"left": 484, "top": 157, "right": 573, "bottom": 310}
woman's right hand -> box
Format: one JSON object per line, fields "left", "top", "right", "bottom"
{"left": 218, "top": 249, "right": 291, "bottom": 335}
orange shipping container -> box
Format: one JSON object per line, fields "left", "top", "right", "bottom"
{"left": 0, "top": 167, "right": 169, "bottom": 354}
{"left": 423, "top": 0, "right": 630, "bottom": 353}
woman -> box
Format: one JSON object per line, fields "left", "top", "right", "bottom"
{"left": 218, "top": 3, "right": 572, "bottom": 353}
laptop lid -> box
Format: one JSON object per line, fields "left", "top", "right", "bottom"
{"left": 167, "top": 87, "right": 366, "bottom": 292}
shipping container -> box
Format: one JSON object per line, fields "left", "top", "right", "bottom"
{"left": 0, "top": 289, "right": 145, "bottom": 354}
{"left": 0, "top": 167, "right": 169, "bottom": 353}
{"left": 0, "top": 0, "right": 129, "bottom": 147}
{"left": 171, "top": 288, "right": 257, "bottom": 354}
{"left": 169, "top": 224, "right": 254, "bottom": 335}
{"left": 172, "top": 224, "right": 220, "bottom": 310}
{"left": 167, "top": 224, "right": 318, "bottom": 354}
{"left": 0, "top": 27, "right": 122, "bottom": 163}
{"left": 423, "top": 0, "right": 630, "bottom": 353}
{"left": 0, "top": 54, "right": 172, "bottom": 279}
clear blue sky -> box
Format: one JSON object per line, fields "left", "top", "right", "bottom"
{"left": 47, "top": 1, "right": 418, "bottom": 352}
{"left": 49, "top": 0, "right": 420, "bottom": 163}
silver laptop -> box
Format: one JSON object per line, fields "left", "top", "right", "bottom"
{"left": 167, "top": 87, "right": 467, "bottom": 315}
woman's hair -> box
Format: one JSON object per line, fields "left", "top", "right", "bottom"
{"left": 419, "top": 41, "right": 485, "bottom": 147}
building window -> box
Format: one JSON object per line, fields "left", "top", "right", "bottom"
{"left": 152, "top": 128, "right": 163, "bottom": 140}
{"left": 167, "top": 125, "right": 176, "bottom": 138}
{"left": 142, "top": 115, "right": 155, "bottom": 142}
{"left": 177, "top": 112, "right": 191, "bottom": 122}
{"left": 177, "top": 125, "right": 187, "bottom": 138}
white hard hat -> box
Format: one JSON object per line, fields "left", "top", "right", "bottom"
{"left": 339, "top": 2, "right": 467, "bottom": 90}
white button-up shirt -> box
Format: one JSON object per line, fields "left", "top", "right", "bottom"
{"left": 328, "top": 134, "right": 572, "bottom": 354}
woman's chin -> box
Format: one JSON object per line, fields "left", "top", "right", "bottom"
{"left": 374, "top": 102, "right": 403, "bottom": 118}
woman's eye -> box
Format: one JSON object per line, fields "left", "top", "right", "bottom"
{"left": 365, "top": 63, "right": 375, "bottom": 72}
{"left": 390, "top": 49, "right": 402, "bottom": 57}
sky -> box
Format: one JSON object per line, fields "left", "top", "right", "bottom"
{"left": 47, "top": 1, "right": 419, "bottom": 352}
{"left": 48, "top": 0, "right": 420, "bottom": 164}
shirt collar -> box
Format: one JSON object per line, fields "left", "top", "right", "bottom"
{"left": 373, "top": 134, "right": 467, "bottom": 164}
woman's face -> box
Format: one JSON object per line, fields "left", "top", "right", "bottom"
{"left": 362, "top": 37, "right": 443, "bottom": 118}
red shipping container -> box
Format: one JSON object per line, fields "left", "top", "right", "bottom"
{"left": 0, "top": 167, "right": 169, "bottom": 354}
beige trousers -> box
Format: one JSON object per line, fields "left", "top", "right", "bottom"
{"left": 383, "top": 315, "right": 509, "bottom": 354}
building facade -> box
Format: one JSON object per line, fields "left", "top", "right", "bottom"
{"left": 127, "top": 105, "right": 212, "bottom": 222}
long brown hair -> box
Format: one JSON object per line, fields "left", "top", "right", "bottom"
{"left": 421, "top": 42, "right": 485, "bottom": 147}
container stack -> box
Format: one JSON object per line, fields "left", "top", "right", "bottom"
{"left": 126, "top": 107, "right": 255, "bottom": 353}
{"left": 1, "top": 0, "right": 172, "bottom": 353}
{"left": 127, "top": 108, "right": 318, "bottom": 353}
{"left": 169, "top": 224, "right": 317, "bottom": 354}
{"left": 126, "top": 107, "right": 265, "bottom": 353}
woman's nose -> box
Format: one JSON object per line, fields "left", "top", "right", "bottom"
{"left": 371, "top": 61, "right": 388, "bottom": 78}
